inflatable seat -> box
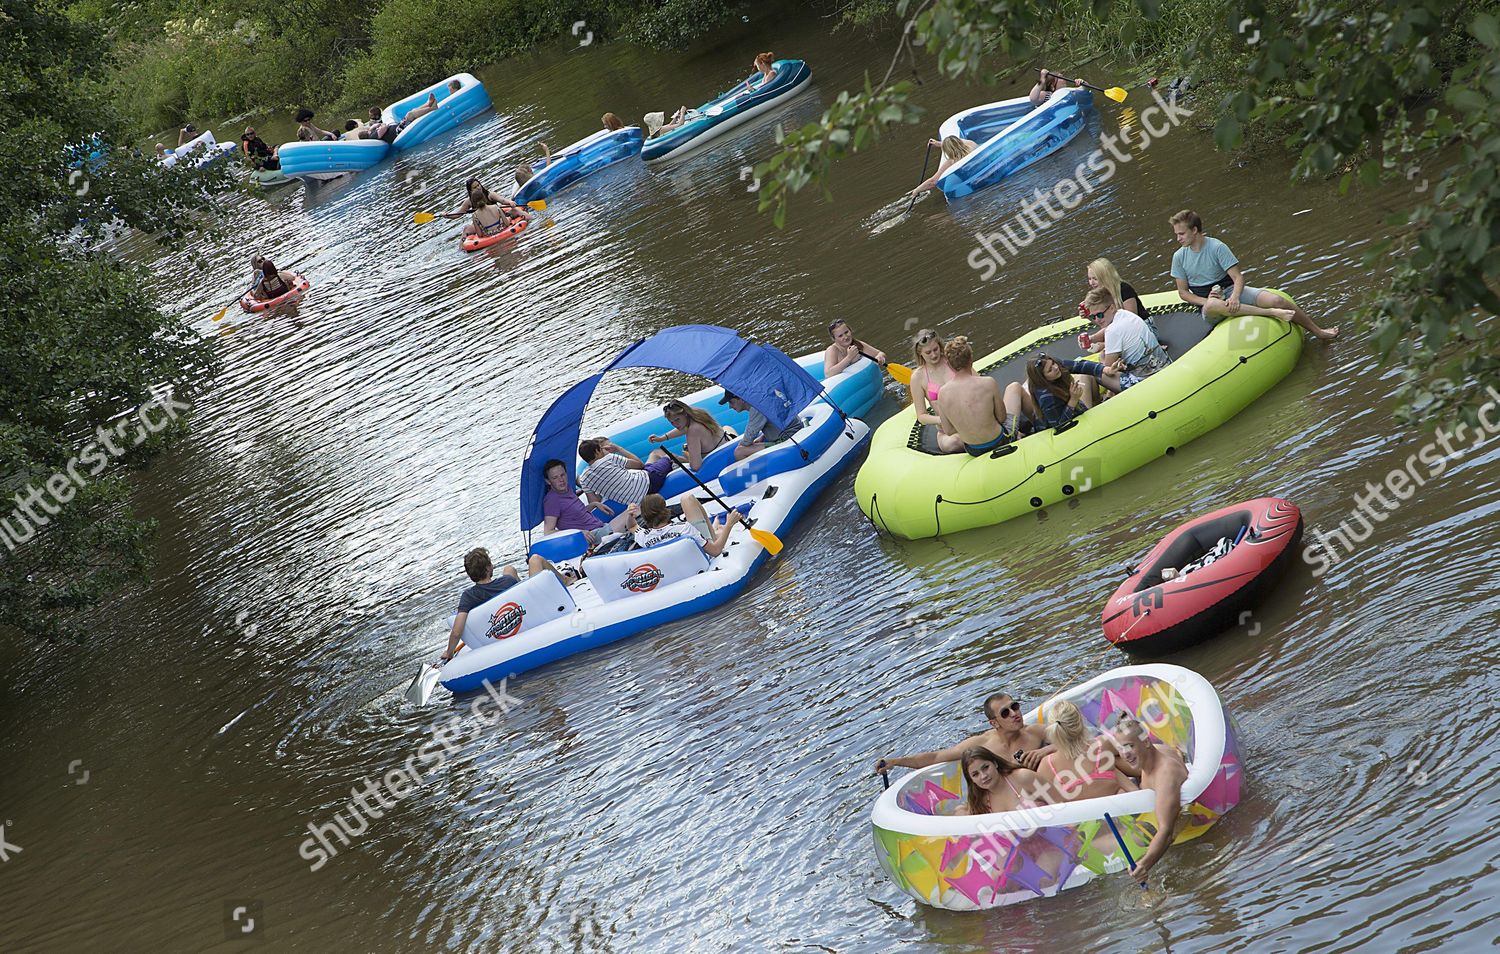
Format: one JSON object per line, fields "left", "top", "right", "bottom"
{"left": 581, "top": 535, "right": 710, "bottom": 603}
{"left": 458, "top": 571, "right": 576, "bottom": 649}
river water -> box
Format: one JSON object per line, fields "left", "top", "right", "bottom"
{"left": 3, "top": 6, "right": 1498, "bottom": 953}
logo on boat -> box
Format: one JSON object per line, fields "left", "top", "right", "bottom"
{"left": 486, "top": 602, "right": 526, "bottom": 640}
{"left": 620, "top": 563, "right": 664, "bottom": 593}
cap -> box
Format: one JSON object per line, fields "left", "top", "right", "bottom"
{"left": 718, "top": 391, "right": 739, "bottom": 405}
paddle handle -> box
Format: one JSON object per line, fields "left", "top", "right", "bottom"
{"left": 661, "top": 446, "right": 736, "bottom": 515}
{"left": 1104, "top": 812, "right": 1147, "bottom": 890}
{"left": 903, "top": 141, "right": 934, "bottom": 214}
{"left": 877, "top": 759, "right": 889, "bottom": 790}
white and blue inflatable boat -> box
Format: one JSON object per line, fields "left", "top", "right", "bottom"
{"left": 514, "top": 126, "right": 645, "bottom": 206}
{"left": 276, "top": 138, "right": 391, "bottom": 182}
{"left": 935, "top": 89, "right": 1092, "bottom": 199}
{"left": 386, "top": 72, "right": 492, "bottom": 151}
{"left": 641, "top": 59, "right": 813, "bottom": 165}
{"left": 437, "top": 327, "right": 875, "bottom": 693}
{"left": 160, "top": 130, "right": 239, "bottom": 169}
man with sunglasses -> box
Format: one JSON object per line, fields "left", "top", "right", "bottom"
{"left": 874, "top": 692, "right": 1054, "bottom": 782}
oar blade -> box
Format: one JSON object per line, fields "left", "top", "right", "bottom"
{"left": 526, "top": 199, "right": 547, "bottom": 211}
{"left": 413, "top": 211, "right": 436, "bottom": 225}
{"left": 212, "top": 304, "right": 231, "bottom": 322}
{"left": 404, "top": 664, "right": 442, "bottom": 706}
{"left": 750, "top": 526, "right": 784, "bottom": 556}
{"left": 1106, "top": 87, "right": 1128, "bottom": 103}
{"left": 886, "top": 362, "right": 914, "bottom": 385}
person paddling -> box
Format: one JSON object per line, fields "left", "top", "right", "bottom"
{"left": 1109, "top": 715, "right": 1190, "bottom": 885}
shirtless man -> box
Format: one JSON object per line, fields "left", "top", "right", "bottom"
{"left": 823, "top": 319, "right": 887, "bottom": 376}
{"left": 874, "top": 692, "right": 1055, "bottom": 781}
{"left": 933, "top": 336, "right": 1030, "bottom": 455}
{"left": 1110, "top": 716, "right": 1190, "bottom": 885}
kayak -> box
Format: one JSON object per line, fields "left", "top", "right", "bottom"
{"left": 870, "top": 663, "right": 1242, "bottom": 910}
{"left": 1103, "top": 497, "right": 1303, "bottom": 654}
{"left": 276, "top": 139, "right": 391, "bottom": 182}
{"left": 513, "top": 126, "right": 644, "bottom": 206}
{"left": 935, "top": 89, "right": 1092, "bottom": 199}
{"left": 461, "top": 216, "right": 528, "bottom": 252}
{"left": 854, "top": 291, "right": 1305, "bottom": 538}
{"left": 386, "top": 72, "right": 492, "bottom": 151}
{"left": 239, "top": 274, "right": 310, "bottom": 313}
{"left": 641, "top": 59, "right": 813, "bottom": 165}
{"left": 161, "top": 132, "right": 240, "bottom": 170}
{"left": 436, "top": 326, "right": 872, "bottom": 692}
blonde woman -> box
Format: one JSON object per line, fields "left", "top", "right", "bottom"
{"left": 1085, "top": 258, "right": 1144, "bottom": 318}
{"left": 908, "top": 135, "right": 978, "bottom": 196}
{"left": 648, "top": 400, "right": 731, "bottom": 470}
{"left": 908, "top": 329, "right": 954, "bottom": 428}
{"left": 1035, "top": 700, "right": 1138, "bottom": 802}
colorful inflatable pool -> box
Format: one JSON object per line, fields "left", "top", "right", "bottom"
{"left": 854, "top": 291, "right": 1305, "bottom": 539}
{"left": 514, "top": 126, "right": 644, "bottom": 205}
{"left": 870, "top": 663, "right": 1242, "bottom": 910}
{"left": 641, "top": 59, "right": 812, "bottom": 165}
{"left": 935, "top": 90, "right": 1092, "bottom": 199}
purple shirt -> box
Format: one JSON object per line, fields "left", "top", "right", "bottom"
{"left": 544, "top": 488, "right": 604, "bottom": 532}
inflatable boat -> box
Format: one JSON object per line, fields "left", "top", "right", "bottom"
{"left": 514, "top": 126, "right": 644, "bottom": 206}
{"left": 276, "top": 139, "right": 391, "bottom": 182}
{"left": 239, "top": 274, "right": 309, "bottom": 313}
{"left": 935, "top": 89, "right": 1092, "bottom": 199}
{"left": 386, "top": 72, "right": 492, "bottom": 151}
{"left": 160, "top": 131, "right": 239, "bottom": 169}
{"left": 1103, "top": 497, "right": 1303, "bottom": 654}
{"left": 641, "top": 59, "right": 813, "bottom": 165}
{"left": 461, "top": 216, "right": 528, "bottom": 252}
{"left": 854, "top": 291, "right": 1304, "bottom": 539}
{"left": 437, "top": 326, "right": 873, "bottom": 693}
{"left": 871, "top": 663, "right": 1242, "bottom": 910}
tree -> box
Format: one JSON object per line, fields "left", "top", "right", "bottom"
{"left": 0, "top": 0, "right": 224, "bottom": 639}
{"left": 758, "top": 0, "right": 1498, "bottom": 426}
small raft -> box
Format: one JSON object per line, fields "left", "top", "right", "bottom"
{"left": 239, "top": 274, "right": 309, "bottom": 313}
{"left": 461, "top": 216, "right": 528, "bottom": 252}
{"left": 935, "top": 89, "right": 1092, "bottom": 199}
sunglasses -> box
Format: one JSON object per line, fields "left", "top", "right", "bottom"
{"left": 1034, "top": 353, "right": 1055, "bottom": 368}
{"left": 663, "top": 402, "right": 688, "bottom": 414}
{"left": 916, "top": 331, "right": 939, "bottom": 345}
{"left": 828, "top": 320, "right": 847, "bottom": 333}
{"left": 990, "top": 701, "right": 1022, "bottom": 718}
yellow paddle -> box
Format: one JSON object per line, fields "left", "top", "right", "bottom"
{"left": 886, "top": 362, "right": 914, "bottom": 386}
{"left": 1069, "top": 77, "right": 1129, "bottom": 103}
{"left": 413, "top": 199, "right": 547, "bottom": 225}
{"left": 660, "top": 447, "right": 783, "bottom": 555}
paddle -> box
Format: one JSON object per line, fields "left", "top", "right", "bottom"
{"left": 1067, "top": 76, "right": 1129, "bottom": 103}
{"left": 404, "top": 640, "right": 464, "bottom": 705}
{"left": 903, "top": 140, "right": 935, "bottom": 215}
{"left": 1103, "top": 812, "right": 1149, "bottom": 890}
{"left": 414, "top": 199, "right": 547, "bottom": 225}
{"left": 877, "top": 759, "right": 890, "bottom": 790}
{"left": 886, "top": 362, "right": 913, "bottom": 386}
{"left": 212, "top": 247, "right": 323, "bottom": 322}
{"left": 660, "top": 446, "right": 783, "bottom": 555}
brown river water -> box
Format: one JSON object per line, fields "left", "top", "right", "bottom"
{"left": 2, "top": 6, "right": 1497, "bottom": 952}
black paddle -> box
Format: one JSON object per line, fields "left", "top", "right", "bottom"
{"left": 903, "top": 140, "right": 935, "bottom": 215}
{"left": 659, "top": 446, "right": 782, "bottom": 554}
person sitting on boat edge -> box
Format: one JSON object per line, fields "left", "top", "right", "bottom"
{"left": 1169, "top": 208, "right": 1338, "bottom": 340}
{"left": 241, "top": 127, "right": 280, "bottom": 171}
{"left": 1035, "top": 700, "right": 1138, "bottom": 802}
{"left": 824, "top": 319, "right": 887, "bottom": 376}
{"left": 1083, "top": 285, "right": 1170, "bottom": 390}
{"left": 1109, "top": 715, "right": 1190, "bottom": 885}
{"left": 513, "top": 140, "right": 554, "bottom": 189}
{"left": 875, "top": 691, "right": 1054, "bottom": 778}
{"left": 541, "top": 459, "right": 633, "bottom": 552}
{"left": 579, "top": 438, "right": 673, "bottom": 507}
{"left": 649, "top": 400, "right": 732, "bottom": 471}
{"left": 440, "top": 547, "right": 571, "bottom": 663}
{"left": 720, "top": 392, "right": 804, "bottom": 461}
{"left": 908, "top": 136, "right": 978, "bottom": 197}
{"left": 627, "top": 493, "right": 741, "bottom": 558}
{"left": 1081, "top": 258, "right": 1144, "bottom": 344}
{"left": 1029, "top": 68, "right": 1078, "bottom": 106}
{"left": 602, "top": 112, "right": 626, "bottom": 131}
{"left": 251, "top": 258, "right": 296, "bottom": 301}
{"left": 1021, "top": 353, "right": 1109, "bottom": 429}
{"left": 934, "top": 336, "right": 1031, "bottom": 455}
{"left": 293, "top": 108, "right": 338, "bottom": 142}
{"left": 908, "top": 329, "right": 955, "bottom": 431}
{"left": 744, "top": 51, "right": 777, "bottom": 93}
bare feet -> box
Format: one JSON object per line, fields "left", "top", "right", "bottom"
{"left": 424, "top": 92, "right": 437, "bottom": 107}
{"left": 1313, "top": 325, "right": 1341, "bottom": 341}
{"left": 1268, "top": 307, "right": 1296, "bottom": 321}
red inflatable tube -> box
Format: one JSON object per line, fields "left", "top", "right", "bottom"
{"left": 1102, "top": 497, "right": 1303, "bottom": 654}
{"left": 461, "top": 215, "right": 528, "bottom": 252}
{"left": 239, "top": 274, "right": 310, "bottom": 313}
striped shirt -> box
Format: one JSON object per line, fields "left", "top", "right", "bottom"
{"left": 579, "top": 453, "right": 648, "bottom": 504}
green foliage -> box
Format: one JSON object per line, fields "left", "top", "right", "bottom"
{"left": 1, "top": 0, "right": 221, "bottom": 639}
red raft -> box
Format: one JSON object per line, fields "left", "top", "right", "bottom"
{"left": 1102, "top": 497, "right": 1303, "bottom": 654}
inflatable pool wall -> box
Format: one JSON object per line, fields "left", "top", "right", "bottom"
{"left": 388, "top": 73, "right": 492, "bottom": 151}
{"left": 870, "top": 664, "right": 1242, "bottom": 910}
{"left": 936, "top": 89, "right": 1092, "bottom": 199}
{"left": 514, "top": 126, "right": 645, "bottom": 206}
{"left": 854, "top": 291, "right": 1303, "bottom": 539}
{"left": 641, "top": 59, "right": 813, "bottom": 165}
{"left": 277, "top": 139, "right": 391, "bottom": 181}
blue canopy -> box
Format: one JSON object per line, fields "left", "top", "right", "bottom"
{"left": 518, "top": 325, "right": 824, "bottom": 530}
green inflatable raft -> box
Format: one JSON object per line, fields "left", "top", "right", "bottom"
{"left": 854, "top": 291, "right": 1303, "bottom": 538}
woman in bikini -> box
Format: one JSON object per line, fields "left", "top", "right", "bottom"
{"left": 1035, "top": 700, "right": 1138, "bottom": 802}
{"left": 907, "top": 329, "right": 954, "bottom": 430}
{"left": 907, "top": 135, "right": 979, "bottom": 197}
{"left": 648, "top": 400, "right": 730, "bottom": 471}
{"left": 955, "top": 746, "right": 1051, "bottom": 815}
{"left": 446, "top": 178, "right": 528, "bottom": 238}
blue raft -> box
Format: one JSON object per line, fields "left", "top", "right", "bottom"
{"left": 935, "top": 89, "right": 1092, "bottom": 199}
{"left": 276, "top": 139, "right": 391, "bottom": 182}
{"left": 514, "top": 126, "right": 644, "bottom": 205}
{"left": 641, "top": 59, "right": 813, "bottom": 165}
{"left": 387, "top": 72, "right": 492, "bottom": 151}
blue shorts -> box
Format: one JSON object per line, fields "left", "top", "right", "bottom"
{"left": 645, "top": 456, "right": 673, "bottom": 494}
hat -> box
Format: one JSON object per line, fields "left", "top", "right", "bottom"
{"left": 183, "top": 122, "right": 197, "bottom": 133}
{"left": 643, "top": 111, "right": 666, "bottom": 137}
{"left": 718, "top": 391, "right": 739, "bottom": 405}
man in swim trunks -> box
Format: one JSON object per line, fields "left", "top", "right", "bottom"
{"left": 578, "top": 439, "right": 673, "bottom": 508}
{"left": 874, "top": 691, "right": 1055, "bottom": 779}
{"left": 439, "top": 547, "right": 569, "bottom": 663}
{"left": 1169, "top": 208, "right": 1339, "bottom": 341}
{"left": 1109, "top": 715, "right": 1190, "bottom": 885}
{"left": 933, "top": 336, "right": 1030, "bottom": 455}
{"left": 721, "top": 392, "right": 804, "bottom": 461}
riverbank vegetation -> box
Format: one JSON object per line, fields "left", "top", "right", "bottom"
{"left": 766, "top": 0, "right": 1498, "bottom": 426}
{"left": 2, "top": 0, "right": 222, "bottom": 639}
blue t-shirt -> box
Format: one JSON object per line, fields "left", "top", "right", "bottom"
{"left": 457, "top": 576, "right": 518, "bottom": 615}
{"left": 1171, "top": 236, "right": 1239, "bottom": 295}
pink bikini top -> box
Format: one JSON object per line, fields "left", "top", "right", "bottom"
{"left": 1045, "top": 749, "right": 1115, "bottom": 795}
{"left": 1003, "top": 774, "right": 1044, "bottom": 810}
